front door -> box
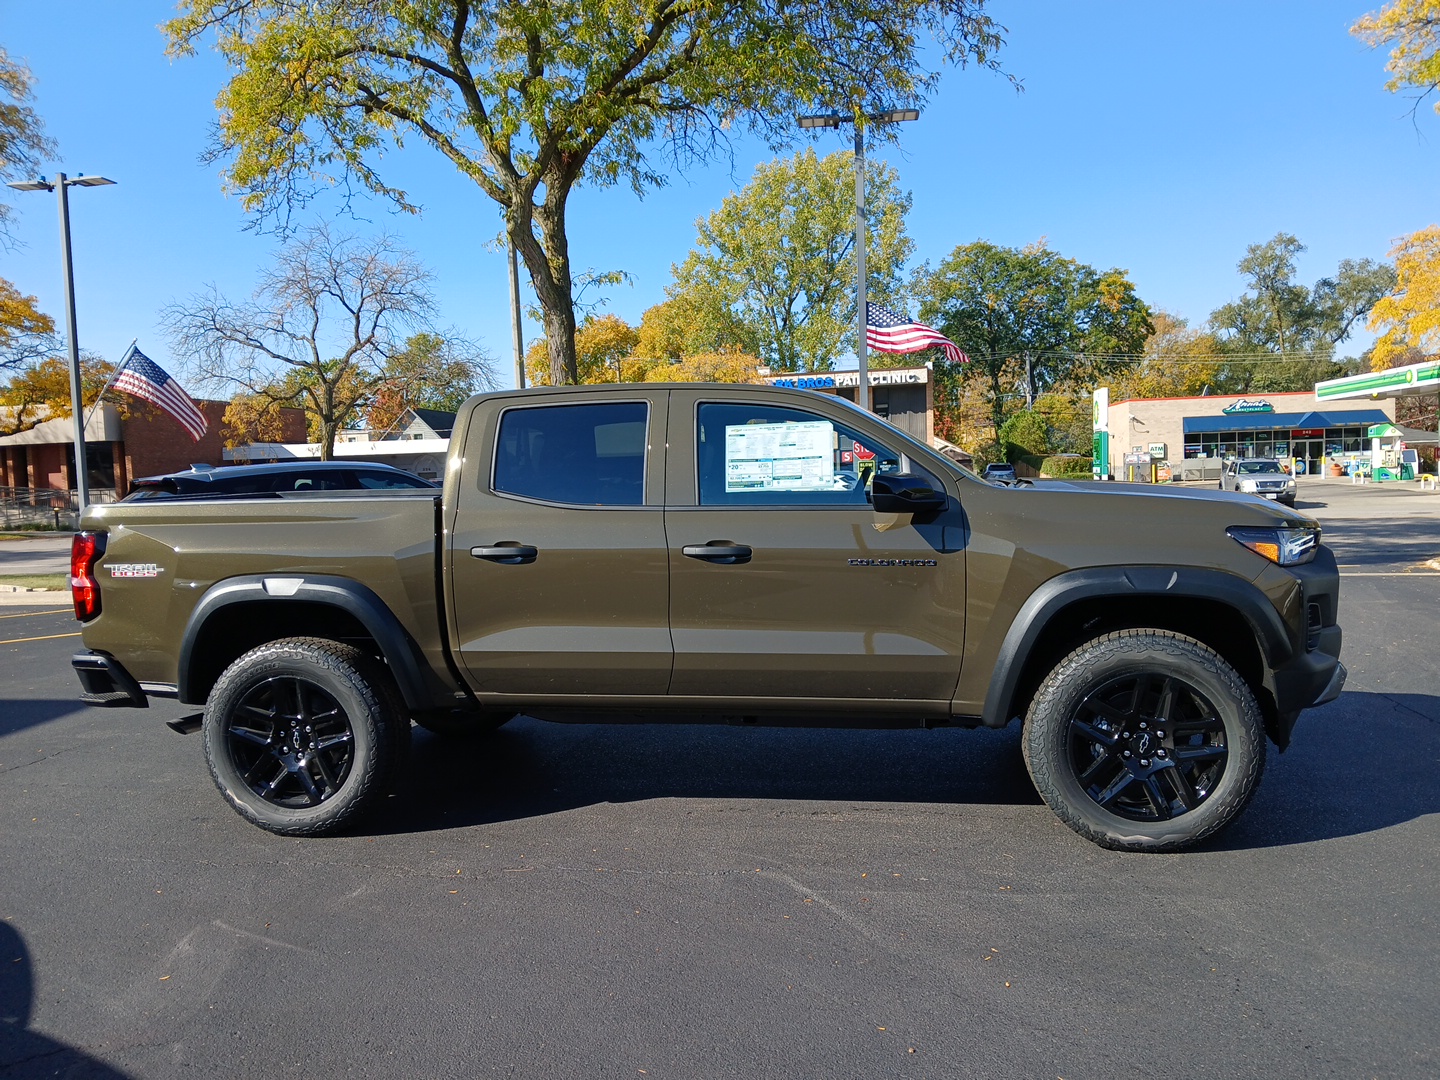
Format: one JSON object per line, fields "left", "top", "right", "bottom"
{"left": 448, "top": 393, "right": 673, "bottom": 701}
{"left": 664, "top": 392, "right": 966, "bottom": 707}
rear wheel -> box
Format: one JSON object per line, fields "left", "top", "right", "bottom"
{"left": 1022, "top": 629, "right": 1264, "bottom": 852}
{"left": 203, "top": 638, "right": 408, "bottom": 836}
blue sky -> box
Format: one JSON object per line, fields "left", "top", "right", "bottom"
{"left": 2, "top": 0, "right": 1435, "bottom": 391}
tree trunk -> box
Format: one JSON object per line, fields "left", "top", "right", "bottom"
{"left": 990, "top": 367, "right": 1007, "bottom": 446}
{"left": 513, "top": 196, "right": 579, "bottom": 385}
{"left": 319, "top": 383, "right": 338, "bottom": 460}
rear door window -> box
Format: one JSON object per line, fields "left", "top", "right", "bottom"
{"left": 493, "top": 402, "right": 648, "bottom": 506}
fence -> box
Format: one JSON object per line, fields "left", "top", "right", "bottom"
{"left": 1, "top": 487, "right": 81, "bottom": 530}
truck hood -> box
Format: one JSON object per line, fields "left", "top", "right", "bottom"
{"left": 1021, "top": 479, "right": 1314, "bottom": 526}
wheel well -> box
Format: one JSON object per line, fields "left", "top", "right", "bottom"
{"left": 186, "top": 600, "right": 380, "bottom": 705}
{"left": 1005, "top": 595, "right": 1274, "bottom": 730}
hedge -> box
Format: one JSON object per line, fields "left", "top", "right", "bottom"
{"left": 1040, "top": 455, "right": 1093, "bottom": 478}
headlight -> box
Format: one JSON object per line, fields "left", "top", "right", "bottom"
{"left": 1237, "top": 479, "right": 1258, "bottom": 492}
{"left": 1227, "top": 525, "right": 1319, "bottom": 566}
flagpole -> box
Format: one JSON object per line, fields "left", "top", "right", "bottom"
{"left": 81, "top": 339, "right": 136, "bottom": 432}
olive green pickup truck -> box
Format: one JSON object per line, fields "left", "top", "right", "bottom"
{"left": 69, "top": 384, "right": 1344, "bottom": 850}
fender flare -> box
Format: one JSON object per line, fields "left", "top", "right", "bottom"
{"left": 177, "top": 574, "right": 433, "bottom": 709}
{"left": 980, "top": 565, "right": 1292, "bottom": 728}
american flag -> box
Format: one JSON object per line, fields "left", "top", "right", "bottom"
{"left": 112, "top": 346, "right": 209, "bottom": 441}
{"left": 866, "top": 303, "right": 969, "bottom": 364}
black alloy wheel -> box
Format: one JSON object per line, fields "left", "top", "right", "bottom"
{"left": 224, "top": 674, "right": 356, "bottom": 808}
{"left": 204, "top": 638, "right": 407, "bottom": 836}
{"left": 1065, "top": 671, "right": 1228, "bottom": 823}
{"left": 1023, "top": 629, "right": 1265, "bottom": 852}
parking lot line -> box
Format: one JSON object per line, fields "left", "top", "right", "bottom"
{"left": 0, "top": 609, "right": 75, "bottom": 621}
{"left": 0, "top": 631, "right": 81, "bottom": 645}
{"left": 1339, "top": 572, "right": 1440, "bottom": 577}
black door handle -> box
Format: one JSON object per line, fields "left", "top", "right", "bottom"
{"left": 470, "top": 544, "right": 538, "bottom": 564}
{"left": 682, "top": 542, "right": 752, "bottom": 564}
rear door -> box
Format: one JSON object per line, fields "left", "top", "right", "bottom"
{"left": 448, "top": 391, "right": 672, "bottom": 701}
{"left": 663, "top": 389, "right": 966, "bottom": 708}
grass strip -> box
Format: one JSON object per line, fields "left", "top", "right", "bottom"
{"left": 0, "top": 574, "right": 68, "bottom": 591}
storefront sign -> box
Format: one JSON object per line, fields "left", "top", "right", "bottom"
{"left": 1148, "top": 442, "right": 1166, "bottom": 460}
{"left": 1222, "top": 399, "right": 1274, "bottom": 415}
{"left": 766, "top": 368, "right": 928, "bottom": 390}
{"left": 1291, "top": 428, "right": 1324, "bottom": 438}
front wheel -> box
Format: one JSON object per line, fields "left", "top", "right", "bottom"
{"left": 1022, "top": 630, "right": 1265, "bottom": 852}
{"left": 203, "top": 638, "right": 409, "bottom": 836}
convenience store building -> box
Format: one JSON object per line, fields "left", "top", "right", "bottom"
{"left": 1102, "top": 390, "right": 1395, "bottom": 478}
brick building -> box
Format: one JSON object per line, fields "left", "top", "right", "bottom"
{"left": 0, "top": 400, "right": 307, "bottom": 502}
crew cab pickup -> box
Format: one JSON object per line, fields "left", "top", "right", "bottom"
{"left": 69, "top": 384, "right": 1345, "bottom": 850}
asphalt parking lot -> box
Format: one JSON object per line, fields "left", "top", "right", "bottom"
{"left": 2, "top": 479, "right": 1437, "bottom": 1078}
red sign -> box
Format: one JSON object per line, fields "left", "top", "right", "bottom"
{"left": 851, "top": 441, "right": 876, "bottom": 461}
{"left": 839, "top": 451, "right": 853, "bottom": 464}
{"left": 1291, "top": 428, "right": 1325, "bottom": 438}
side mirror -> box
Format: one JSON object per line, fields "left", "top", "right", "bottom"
{"left": 870, "top": 473, "right": 947, "bottom": 515}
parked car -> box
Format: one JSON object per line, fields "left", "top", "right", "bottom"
{"left": 1219, "top": 458, "right": 1297, "bottom": 506}
{"left": 980, "top": 462, "right": 1018, "bottom": 484}
{"left": 124, "top": 461, "right": 436, "bottom": 500}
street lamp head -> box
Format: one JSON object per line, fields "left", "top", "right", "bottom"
{"left": 6, "top": 178, "right": 52, "bottom": 192}
{"left": 797, "top": 113, "right": 846, "bottom": 129}
{"left": 869, "top": 108, "right": 920, "bottom": 124}
{"left": 66, "top": 175, "right": 116, "bottom": 188}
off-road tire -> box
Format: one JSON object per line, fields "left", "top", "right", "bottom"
{"left": 203, "top": 637, "right": 409, "bottom": 836}
{"left": 1022, "top": 629, "right": 1265, "bottom": 852}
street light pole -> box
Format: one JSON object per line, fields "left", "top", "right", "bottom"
{"left": 853, "top": 123, "right": 868, "bottom": 412}
{"left": 797, "top": 108, "right": 918, "bottom": 415}
{"left": 6, "top": 172, "right": 116, "bottom": 511}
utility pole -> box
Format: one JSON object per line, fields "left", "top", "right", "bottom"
{"left": 508, "top": 239, "right": 525, "bottom": 389}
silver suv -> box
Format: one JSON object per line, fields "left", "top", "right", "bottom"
{"left": 1219, "top": 458, "right": 1297, "bottom": 506}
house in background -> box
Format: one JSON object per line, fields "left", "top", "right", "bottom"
{"left": 227, "top": 406, "right": 459, "bottom": 481}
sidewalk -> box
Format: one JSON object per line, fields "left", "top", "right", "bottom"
{"left": 0, "top": 533, "right": 73, "bottom": 605}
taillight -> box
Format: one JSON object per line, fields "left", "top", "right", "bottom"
{"left": 70, "top": 531, "right": 106, "bottom": 622}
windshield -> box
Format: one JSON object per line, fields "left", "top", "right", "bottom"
{"left": 1238, "top": 461, "right": 1283, "bottom": 474}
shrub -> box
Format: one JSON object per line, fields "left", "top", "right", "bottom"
{"left": 1041, "top": 455, "right": 1093, "bottom": 478}
{"left": 998, "top": 410, "right": 1050, "bottom": 463}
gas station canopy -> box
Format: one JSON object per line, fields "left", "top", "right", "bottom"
{"left": 1316, "top": 358, "right": 1440, "bottom": 402}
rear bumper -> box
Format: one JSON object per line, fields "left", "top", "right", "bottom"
{"left": 72, "top": 652, "right": 148, "bottom": 708}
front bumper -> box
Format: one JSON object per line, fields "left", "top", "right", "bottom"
{"left": 1264, "top": 546, "right": 1344, "bottom": 747}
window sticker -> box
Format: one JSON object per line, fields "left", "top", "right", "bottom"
{"left": 724, "top": 421, "right": 836, "bottom": 493}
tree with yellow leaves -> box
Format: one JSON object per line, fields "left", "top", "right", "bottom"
{"left": 0, "top": 354, "right": 114, "bottom": 436}
{"left": 1, "top": 49, "right": 58, "bottom": 370}
{"left": 525, "top": 314, "right": 640, "bottom": 386}
{"left": 1367, "top": 225, "right": 1440, "bottom": 369}
{"left": 1353, "top": 1, "right": 1440, "bottom": 115}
